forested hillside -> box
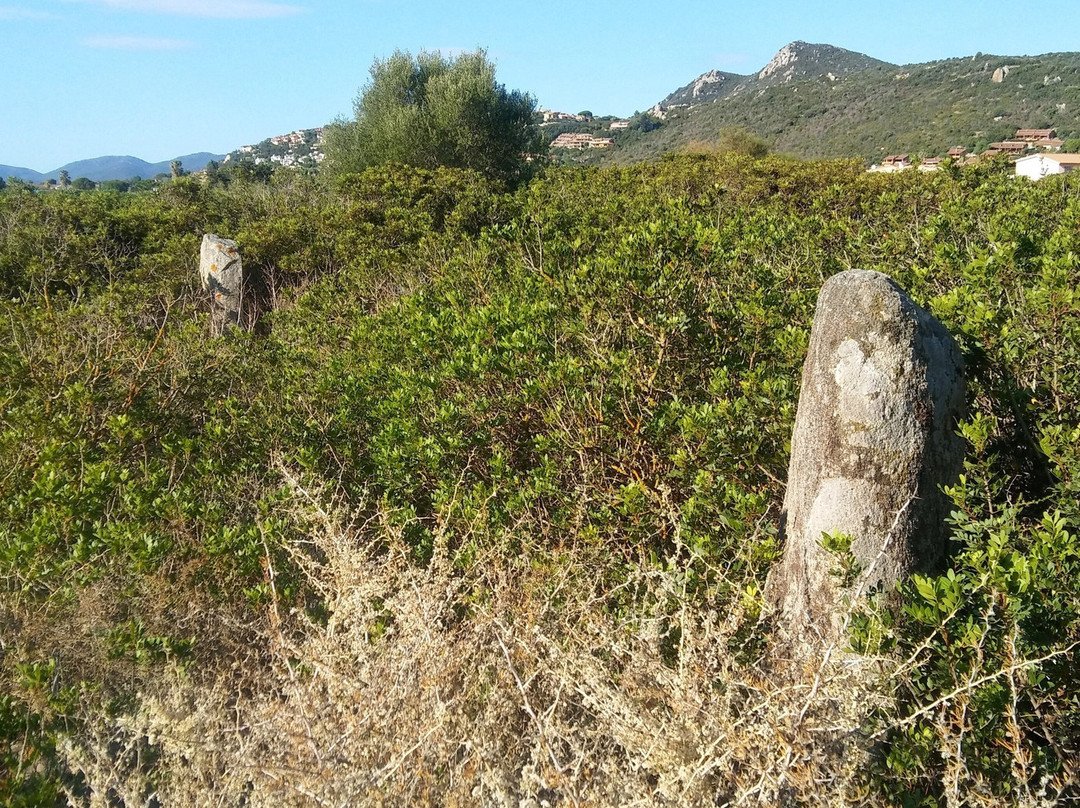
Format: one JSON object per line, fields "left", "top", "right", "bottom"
{"left": 582, "top": 44, "right": 1080, "bottom": 163}
{"left": 1, "top": 156, "right": 1079, "bottom": 806}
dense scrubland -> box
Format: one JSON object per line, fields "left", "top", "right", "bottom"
{"left": 1, "top": 154, "right": 1079, "bottom": 806}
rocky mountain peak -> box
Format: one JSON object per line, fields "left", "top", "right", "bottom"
{"left": 758, "top": 41, "right": 807, "bottom": 80}
{"left": 659, "top": 41, "right": 891, "bottom": 110}
{"left": 691, "top": 70, "right": 730, "bottom": 97}
{"left": 756, "top": 41, "right": 892, "bottom": 85}
{"left": 659, "top": 67, "right": 748, "bottom": 108}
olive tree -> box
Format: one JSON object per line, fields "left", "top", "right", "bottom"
{"left": 323, "top": 49, "right": 545, "bottom": 186}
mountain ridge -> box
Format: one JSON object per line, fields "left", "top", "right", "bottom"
{"left": 595, "top": 41, "right": 1080, "bottom": 163}
{"left": 1, "top": 152, "right": 226, "bottom": 184}
{"left": 657, "top": 41, "right": 894, "bottom": 109}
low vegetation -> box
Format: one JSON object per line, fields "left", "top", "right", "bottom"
{"left": 1, "top": 153, "right": 1079, "bottom": 806}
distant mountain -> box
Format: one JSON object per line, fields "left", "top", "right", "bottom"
{"left": 660, "top": 70, "right": 748, "bottom": 108}
{"left": 0, "top": 165, "right": 46, "bottom": 183}
{"left": 2, "top": 152, "right": 226, "bottom": 183}
{"left": 580, "top": 42, "right": 1080, "bottom": 164}
{"left": 659, "top": 42, "right": 892, "bottom": 108}
{"left": 48, "top": 152, "right": 226, "bottom": 182}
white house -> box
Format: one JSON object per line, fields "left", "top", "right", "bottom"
{"left": 1015, "top": 153, "right": 1080, "bottom": 180}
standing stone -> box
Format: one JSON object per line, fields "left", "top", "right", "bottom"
{"left": 199, "top": 234, "right": 244, "bottom": 334}
{"left": 767, "top": 270, "right": 965, "bottom": 651}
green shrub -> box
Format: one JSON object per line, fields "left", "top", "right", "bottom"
{"left": 2, "top": 157, "right": 1080, "bottom": 804}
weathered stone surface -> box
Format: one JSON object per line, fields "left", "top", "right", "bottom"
{"left": 766, "top": 270, "right": 965, "bottom": 650}
{"left": 199, "top": 234, "right": 243, "bottom": 333}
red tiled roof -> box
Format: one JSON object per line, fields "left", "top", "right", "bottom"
{"left": 1015, "top": 128, "right": 1056, "bottom": 141}
{"left": 989, "top": 141, "right": 1027, "bottom": 152}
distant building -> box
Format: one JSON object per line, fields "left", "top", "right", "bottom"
{"left": 550, "top": 132, "right": 613, "bottom": 149}
{"left": 609, "top": 120, "right": 630, "bottom": 130}
{"left": 1015, "top": 153, "right": 1080, "bottom": 180}
{"left": 918, "top": 157, "right": 942, "bottom": 171}
{"left": 869, "top": 154, "right": 911, "bottom": 172}
{"left": 550, "top": 132, "right": 594, "bottom": 149}
{"left": 947, "top": 146, "right": 968, "bottom": 158}
{"left": 988, "top": 141, "right": 1027, "bottom": 155}
{"left": 1003, "top": 129, "right": 1062, "bottom": 150}
{"left": 540, "top": 109, "right": 586, "bottom": 123}
{"left": 1014, "top": 128, "right": 1056, "bottom": 142}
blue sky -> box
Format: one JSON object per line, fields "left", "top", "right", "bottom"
{"left": 2, "top": 0, "right": 1078, "bottom": 171}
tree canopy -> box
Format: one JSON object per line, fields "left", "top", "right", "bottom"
{"left": 323, "top": 49, "right": 545, "bottom": 186}
{"left": 715, "top": 125, "right": 770, "bottom": 158}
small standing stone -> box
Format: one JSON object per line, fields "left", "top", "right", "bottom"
{"left": 766, "top": 270, "right": 965, "bottom": 651}
{"left": 199, "top": 234, "right": 244, "bottom": 334}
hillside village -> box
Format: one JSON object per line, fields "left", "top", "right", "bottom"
{"left": 539, "top": 109, "right": 629, "bottom": 150}
{"left": 548, "top": 132, "right": 617, "bottom": 149}
{"left": 541, "top": 111, "right": 1080, "bottom": 179}
{"left": 870, "top": 127, "right": 1080, "bottom": 179}
{"left": 223, "top": 127, "right": 326, "bottom": 169}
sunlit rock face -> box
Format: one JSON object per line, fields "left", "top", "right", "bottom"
{"left": 200, "top": 234, "right": 244, "bottom": 334}
{"left": 767, "top": 269, "right": 966, "bottom": 652}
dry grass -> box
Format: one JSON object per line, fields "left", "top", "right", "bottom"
{"left": 44, "top": 469, "right": 1077, "bottom": 807}
{"left": 43, "top": 470, "right": 875, "bottom": 807}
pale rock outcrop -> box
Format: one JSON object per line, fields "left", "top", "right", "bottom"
{"left": 199, "top": 234, "right": 244, "bottom": 334}
{"left": 759, "top": 43, "right": 801, "bottom": 81}
{"left": 691, "top": 70, "right": 727, "bottom": 97}
{"left": 767, "top": 270, "right": 965, "bottom": 651}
